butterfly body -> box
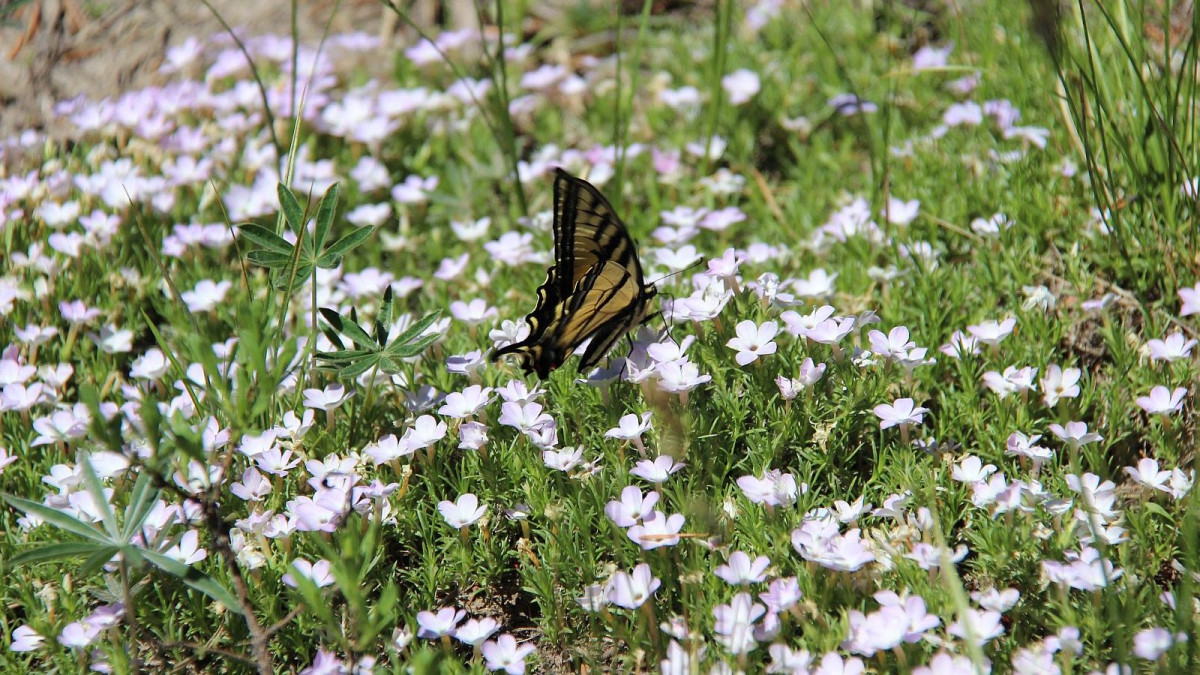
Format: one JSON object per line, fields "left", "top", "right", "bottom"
{"left": 493, "top": 169, "right": 657, "bottom": 378}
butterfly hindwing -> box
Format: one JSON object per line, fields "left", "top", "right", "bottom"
{"left": 493, "top": 170, "right": 657, "bottom": 378}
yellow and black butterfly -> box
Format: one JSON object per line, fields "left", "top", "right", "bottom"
{"left": 493, "top": 168, "right": 658, "bottom": 378}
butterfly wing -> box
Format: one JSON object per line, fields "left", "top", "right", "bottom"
{"left": 493, "top": 170, "right": 657, "bottom": 377}
{"left": 553, "top": 168, "right": 647, "bottom": 294}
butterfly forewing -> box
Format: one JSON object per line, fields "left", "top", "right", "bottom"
{"left": 554, "top": 169, "right": 642, "bottom": 295}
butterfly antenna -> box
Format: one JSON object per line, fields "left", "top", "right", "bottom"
{"left": 648, "top": 257, "right": 707, "bottom": 287}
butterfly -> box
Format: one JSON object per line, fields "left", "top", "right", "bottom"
{"left": 493, "top": 168, "right": 658, "bottom": 378}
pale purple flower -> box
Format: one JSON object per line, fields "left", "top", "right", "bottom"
{"left": 759, "top": 577, "right": 802, "bottom": 613}
{"left": 1136, "top": 386, "right": 1187, "bottom": 415}
{"left": 883, "top": 197, "right": 920, "bottom": 226}
{"left": 727, "top": 320, "right": 779, "bottom": 365}
{"left": 283, "top": 559, "right": 335, "bottom": 588}
{"left": 1040, "top": 364, "right": 1081, "bottom": 407}
{"left": 450, "top": 298, "right": 499, "bottom": 326}
{"left": 947, "top": 608, "right": 1005, "bottom": 646}
{"left": 812, "top": 652, "right": 866, "bottom": 675}
{"left": 983, "top": 366, "right": 1038, "bottom": 398}
{"left": 498, "top": 401, "right": 553, "bottom": 434}
{"left": 913, "top": 653, "right": 984, "bottom": 675}
{"left": 416, "top": 607, "right": 464, "bottom": 639}
{"left": 1049, "top": 421, "right": 1103, "bottom": 448}
{"left": 605, "top": 486, "right": 659, "bottom": 527}
{"left": 605, "top": 412, "right": 652, "bottom": 444}
{"left": 722, "top": 69, "right": 761, "bottom": 106}
{"left": 714, "top": 551, "right": 770, "bottom": 585}
{"left": 868, "top": 326, "right": 915, "bottom": 360}
{"left": 454, "top": 617, "right": 499, "bottom": 646}
{"left": 230, "top": 467, "right": 272, "bottom": 501}
{"left": 712, "top": 593, "right": 765, "bottom": 655}
{"left": 1147, "top": 333, "right": 1197, "bottom": 362}
{"left": 940, "top": 330, "right": 980, "bottom": 358}
{"left": 807, "top": 317, "right": 856, "bottom": 345}
{"left": 481, "top": 634, "right": 535, "bottom": 674}
{"left": 10, "top": 625, "right": 44, "bottom": 652}
{"left": 58, "top": 299, "right": 102, "bottom": 325}
{"left": 401, "top": 415, "right": 448, "bottom": 451}
{"left": 1133, "top": 627, "right": 1177, "bottom": 660}
{"left": 736, "top": 469, "right": 801, "bottom": 507}
{"left": 767, "top": 643, "right": 813, "bottom": 673}
{"left": 971, "top": 587, "right": 1020, "bottom": 612}
{"left": 180, "top": 279, "right": 232, "bottom": 313}
{"left": 302, "top": 383, "right": 352, "bottom": 411}
{"left": 655, "top": 359, "right": 712, "bottom": 393}
{"left": 630, "top": 455, "right": 685, "bottom": 483}
{"left": 438, "top": 493, "right": 487, "bottom": 528}
{"left": 608, "top": 563, "right": 661, "bottom": 609}
{"left": 57, "top": 621, "right": 101, "bottom": 649}
{"left": 1125, "top": 458, "right": 1172, "bottom": 492}
{"left": 458, "top": 421, "right": 489, "bottom": 451}
{"left": 951, "top": 455, "right": 996, "bottom": 484}
{"left": 874, "top": 398, "right": 929, "bottom": 429}
{"left": 542, "top": 446, "right": 583, "bottom": 472}
{"left": 966, "top": 318, "right": 1016, "bottom": 346}
{"left": 1179, "top": 282, "right": 1200, "bottom": 316}
{"left": 626, "top": 510, "right": 685, "bottom": 550}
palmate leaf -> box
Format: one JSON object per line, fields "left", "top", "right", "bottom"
{"left": 315, "top": 299, "right": 442, "bottom": 377}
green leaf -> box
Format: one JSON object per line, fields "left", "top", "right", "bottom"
{"left": 375, "top": 286, "right": 394, "bottom": 346}
{"left": 10, "top": 542, "right": 112, "bottom": 567}
{"left": 315, "top": 349, "right": 376, "bottom": 364}
{"left": 246, "top": 250, "right": 294, "bottom": 268}
{"left": 312, "top": 182, "right": 341, "bottom": 251}
{"left": 0, "top": 493, "right": 108, "bottom": 544}
{"left": 239, "top": 223, "right": 295, "bottom": 254}
{"left": 142, "top": 550, "right": 244, "bottom": 615}
{"left": 277, "top": 183, "right": 307, "bottom": 235}
{"left": 318, "top": 225, "right": 374, "bottom": 267}
{"left": 323, "top": 311, "right": 375, "bottom": 350}
{"left": 121, "top": 472, "right": 162, "bottom": 543}
{"left": 339, "top": 357, "right": 381, "bottom": 379}
{"left": 391, "top": 311, "right": 442, "bottom": 351}
{"left": 81, "top": 546, "right": 126, "bottom": 576}
{"left": 79, "top": 453, "right": 119, "bottom": 539}
{"left": 386, "top": 332, "right": 440, "bottom": 359}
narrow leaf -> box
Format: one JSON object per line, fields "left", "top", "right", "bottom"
{"left": 313, "top": 182, "right": 341, "bottom": 250}
{"left": 142, "top": 550, "right": 244, "bottom": 615}
{"left": 238, "top": 223, "right": 295, "bottom": 254}
{"left": 11, "top": 542, "right": 110, "bottom": 567}
{"left": 277, "top": 183, "right": 307, "bottom": 234}
{"left": 0, "top": 493, "right": 109, "bottom": 544}
{"left": 390, "top": 311, "right": 442, "bottom": 351}
{"left": 246, "top": 250, "right": 294, "bottom": 268}
{"left": 318, "top": 225, "right": 374, "bottom": 266}
{"left": 386, "top": 332, "right": 440, "bottom": 359}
